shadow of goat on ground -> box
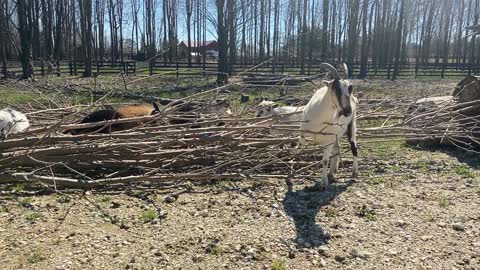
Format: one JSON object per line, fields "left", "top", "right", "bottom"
{"left": 283, "top": 179, "right": 353, "bottom": 248}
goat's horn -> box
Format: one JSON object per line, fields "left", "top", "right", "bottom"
{"left": 319, "top": 63, "right": 340, "bottom": 80}
{"left": 342, "top": 63, "right": 349, "bottom": 79}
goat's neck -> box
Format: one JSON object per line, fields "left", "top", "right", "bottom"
{"left": 320, "top": 91, "right": 339, "bottom": 122}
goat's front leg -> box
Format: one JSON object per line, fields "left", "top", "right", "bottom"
{"left": 321, "top": 144, "right": 333, "bottom": 188}
{"left": 347, "top": 121, "right": 359, "bottom": 178}
{"left": 329, "top": 142, "right": 340, "bottom": 179}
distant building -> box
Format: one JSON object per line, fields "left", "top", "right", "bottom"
{"left": 178, "top": 40, "right": 219, "bottom": 62}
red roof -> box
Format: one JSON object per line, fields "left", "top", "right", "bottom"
{"left": 179, "top": 40, "right": 217, "bottom": 48}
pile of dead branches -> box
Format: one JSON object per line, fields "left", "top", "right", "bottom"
{"left": 0, "top": 82, "right": 412, "bottom": 189}
{"left": 404, "top": 97, "right": 480, "bottom": 151}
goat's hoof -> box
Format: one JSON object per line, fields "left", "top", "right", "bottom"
{"left": 327, "top": 174, "right": 336, "bottom": 182}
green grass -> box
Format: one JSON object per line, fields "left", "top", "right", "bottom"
{"left": 356, "top": 205, "right": 377, "bottom": 221}
{"left": 0, "top": 88, "right": 44, "bottom": 106}
{"left": 99, "top": 196, "right": 111, "bottom": 203}
{"left": 26, "top": 249, "right": 46, "bottom": 264}
{"left": 11, "top": 183, "right": 24, "bottom": 193}
{"left": 19, "top": 197, "right": 33, "bottom": 208}
{"left": 140, "top": 210, "right": 158, "bottom": 223}
{"left": 271, "top": 260, "right": 287, "bottom": 270}
{"left": 25, "top": 211, "right": 43, "bottom": 221}
{"left": 438, "top": 196, "right": 450, "bottom": 208}
{"left": 205, "top": 242, "right": 223, "bottom": 255}
{"left": 56, "top": 195, "right": 71, "bottom": 204}
{"left": 366, "top": 176, "right": 387, "bottom": 185}
{"left": 454, "top": 165, "right": 476, "bottom": 178}
{"left": 414, "top": 160, "right": 429, "bottom": 173}
{"left": 324, "top": 208, "right": 337, "bottom": 218}
{"left": 364, "top": 141, "right": 410, "bottom": 159}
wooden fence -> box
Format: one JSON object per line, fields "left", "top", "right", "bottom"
{"left": 0, "top": 60, "right": 136, "bottom": 77}
{"left": 2, "top": 59, "right": 480, "bottom": 79}
{"left": 148, "top": 60, "right": 480, "bottom": 79}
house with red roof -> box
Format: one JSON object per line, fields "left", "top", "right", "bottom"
{"left": 178, "top": 40, "right": 218, "bottom": 62}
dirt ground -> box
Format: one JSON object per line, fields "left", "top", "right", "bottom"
{"left": 1, "top": 79, "right": 479, "bottom": 270}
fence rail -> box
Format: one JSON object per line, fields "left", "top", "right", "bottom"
{"left": 2, "top": 60, "right": 480, "bottom": 79}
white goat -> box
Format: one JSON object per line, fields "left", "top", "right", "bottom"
{"left": 255, "top": 100, "right": 304, "bottom": 123}
{"left": 299, "top": 63, "right": 358, "bottom": 188}
{"left": 0, "top": 108, "right": 30, "bottom": 139}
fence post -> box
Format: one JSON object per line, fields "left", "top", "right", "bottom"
{"left": 97, "top": 61, "right": 100, "bottom": 74}
{"left": 123, "top": 62, "right": 127, "bottom": 75}
{"left": 282, "top": 64, "right": 284, "bottom": 74}
{"left": 441, "top": 64, "right": 445, "bottom": 79}
{"left": 149, "top": 59, "right": 154, "bottom": 76}
{"left": 468, "top": 63, "right": 472, "bottom": 75}
{"left": 176, "top": 61, "right": 179, "bottom": 78}
{"left": 132, "top": 62, "right": 136, "bottom": 74}
{"left": 41, "top": 62, "right": 45, "bottom": 76}
{"left": 1, "top": 61, "right": 6, "bottom": 78}
{"left": 387, "top": 64, "right": 391, "bottom": 80}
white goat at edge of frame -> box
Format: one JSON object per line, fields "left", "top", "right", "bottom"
{"left": 255, "top": 100, "right": 304, "bottom": 123}
{"left": 299, "top": 63, "right": 358, "bottom": 189}
{"left": 0, "top": 108, "right": 30, "bottom": 139}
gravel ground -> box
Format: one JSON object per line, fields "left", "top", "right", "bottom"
{"left": 1, "top": 142, "right": 479, "bottom": 270}
{"left": 0, "top": 79, "right": 479, "bottom": 270}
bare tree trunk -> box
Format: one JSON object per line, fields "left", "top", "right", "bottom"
{"left": 228, "top": 0, "right": 236, "bottom": 75}
{"left": 392, "top": 0, "right": 405, "bottom": 80}
{"left": 54, "top": 0, "right": 64, "bottom": 59}
{"left": 321, "top": 0, "right": 329, "bottom": 60}
{"left": 185, "top": 0, "right": 192, "bottom": 66}
{"left": 359, "top": 0, "right": 369, "bottom": 78}
{"left": 216, "top": 0, "right": 228, "bottom": 84}
{"left": 0, "top": 0, "right": 7, "bottom": 74}
{"left": 32, "top": 0, "right": 40, "bottom": 59}
{"left": 299, "top": 0, "right": 307, "bottom": 74}
{"left": 117, "top": 0, "right": 123, "bottom": 61}
{"left": 17, "top": 0, "right": 34, "bottom": 79}
{"left": 347, "top": 0, "right": 360, "bottom": 72}
{"left": 79, "top": 0, "right": 93, "bottom": 77}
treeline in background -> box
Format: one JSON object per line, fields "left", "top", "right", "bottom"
{"left": 0, "top": 0, "right": 480, "bottom": 81}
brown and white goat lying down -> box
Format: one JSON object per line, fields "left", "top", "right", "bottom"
{"left": 66, "top": 103, "right": 160, "bottom": 135}
{"left": 66, "top": 99, "right": 231, "bottom": 134}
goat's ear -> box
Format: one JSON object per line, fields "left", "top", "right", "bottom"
{"left": 348, "top": 85, "right": 353, "bottom": 94}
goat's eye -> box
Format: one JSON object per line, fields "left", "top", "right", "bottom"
{"left": 267, "top": 108, "right": 270, "bottom": 112}
{"left": 348, "top": 85, "right": 353, "bottom": 94}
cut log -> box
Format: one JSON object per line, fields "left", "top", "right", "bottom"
{"left": 452, "top": 75, "right": 480, "bottom": 103}
{"left": 405, "top": 93, "right": 480, "bottom": 150}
